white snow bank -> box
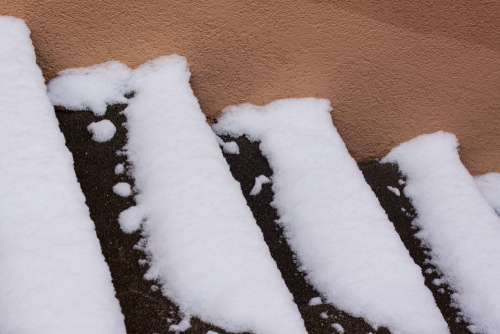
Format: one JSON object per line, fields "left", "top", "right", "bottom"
{"left": 250, "top": 175, "right": 271, "bottom": 196}
{"left": 113, "top": 182, "right": 132, "bottom": 197}
{"left": 475, "top": 173, "right": 500, "bottom": 215}
{"left": 0, "top": 17, "right": 125, "bottom": 334}
{"left": 124, "top": 56, "right": 306, "bottom": 334}
{"left": 383, "top": 132, "right": 500, "bottom": 334}
{"left": 47, "top": 61, "right": 131, "bottom": 116}
{"left": 87, "top": 119, "right": 116, "bottom": 142}
{"left": 214, "top": 98, "right": 448, "bottom": 334}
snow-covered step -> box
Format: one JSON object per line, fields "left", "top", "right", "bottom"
{"left": 0, "top": 17, "right": 125, "bottom": 334}
{"left": 122, "top": 56, "right": 307, "bottom": 334}
{"left": 214, "top": 99, "right": 449, "bottom": 334}
{"left": 359, "top": 161, "right": 473, "bottom": 333}
{"left": 383, "top": 132, "right": 500, "bottom": 334}
{"left": 220, "top": 135, "right": 389, "bottom": 334}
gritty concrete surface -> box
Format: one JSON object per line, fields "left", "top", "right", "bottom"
{"left": 2, "top": 0, "right": 499, "bottom": 173}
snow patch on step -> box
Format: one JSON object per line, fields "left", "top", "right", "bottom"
{"left": 0, "top": 16, "right": 125, "bottom": 334}
{"left": 214, "top": 98, "right": 448, "bottom": 334}
{"left": 123, "top": 56, "right": 307, "bottom": 334}
{"left": 47, "top": 61, "right": 131, "bottom": 116}
{"left": 475, "top": 172, "right": 500, "bottom": 215}
{"left": 383, "top": 131, "right": 500, "bottom": 334}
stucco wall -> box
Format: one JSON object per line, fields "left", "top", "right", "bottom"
{"left": 2, "top": 0, "right": 499, "bottom": 174}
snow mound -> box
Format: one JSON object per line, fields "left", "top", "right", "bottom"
{"left": 124, "top": 56, "right": 306, "bottom": 334}
{"left": 0, "top": 16, "right": 125, "bottom": 334}
{"left": 214, "top": 98, "right": 448, "bottom": 334}
{"left": 475, "top": 172, "right": 500, "bottom": 215}
{"left": 47, "top": 61, "right": 131, "bottom": 116}
{"left": 383, "top": 131, "right": 500, "bottom": 333}
{"left": 87, "top": 119, "right": 116, "bottom": 142}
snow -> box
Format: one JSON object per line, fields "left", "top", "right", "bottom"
{"left": 475, "top": 172, "right": 500, "bottom": 215}
{"left": 331, "top": 323, "right": 345, "bottom": 334}
{"left": 0, "top": 17, "right": 125, "bottom": 334}
{"left": 114, "top": 163, "right": 125, "bottom": 175}
{"left": 113, "top": 182, "right": 132, "bottom": 197}
{"left": 308, "top": 297, "right": 322, "bottom": 306}
{"left": 383, "top": 131, "right": 500, "bottom": 333}
{"left": 387, "top": 185, "right": 401, "bottom": 196}
{"left": 118, "top": 205, "right": 145, "bottom": 234}
{"left": 123, "top": 56, "right": 306, "bottom": 334}
{"left": 47, "top": 61, "right": 131, "bottom": 116}
{"left": 217, "top": 137, "right": 240, "bottom": 154}
{"left": 87, "top": 119, "right": 116, "bottom": 142}
{"left": 214, "top": 98, "right": 448, "bottom": 334}
{"left": 169, "top": 315, "right": 191, "bottom": 332}
{"left": 250, "top": 174, "right": 271, "bottom": 196}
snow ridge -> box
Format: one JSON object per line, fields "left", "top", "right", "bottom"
{"left": 123, "top": 56, "right": 307, "bottom": 334}
{"left": 383, "top": 132, "right": 500, "bottom": 334}
{"left": 0, "top": 17, "right": 125, "bottom": 334}
{"left": 213, "top": 99, "right": 448, "bottom": 334}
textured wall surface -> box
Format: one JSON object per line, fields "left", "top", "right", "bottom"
{"left": 2, "top": 0, "right": 499, "bottom": 174}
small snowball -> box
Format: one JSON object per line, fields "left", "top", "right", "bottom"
{"left": 169, "top": 315, "right": 191, "bottom": 332}
{"left": 387, "top": 186, "right": 401, "bottom": 197}
{"left": 331, "top": 323, "right": 345, "bottom": 333}
{"left": 87, "top": 119, "right": 116, "bottom": 143}
{"left": 320, "top": 311, "right": 328, "bottom": 319}
{"left": 249, "top": 175, "right": 271, "bottom": 196}
{"left": 308, "top": 296, "right": 322, "bottom": 306}
{"left": 113, "top": 182, "right": 132, "bottom": 197}
{"left": 432, "top": 278, "right": 445, "bottom": 286}
{"left": 118, "top": 206, "right": 144, "bottom": 233}
{"left": 114, "top": 163, "right": 125, "bottom": 175}
{"left": 216, "top": 137, "right": 240, "bottom": 154}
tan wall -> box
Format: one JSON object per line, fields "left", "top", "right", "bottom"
{"left": 2, "top": 0, "right": 499, "bottom": 174}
